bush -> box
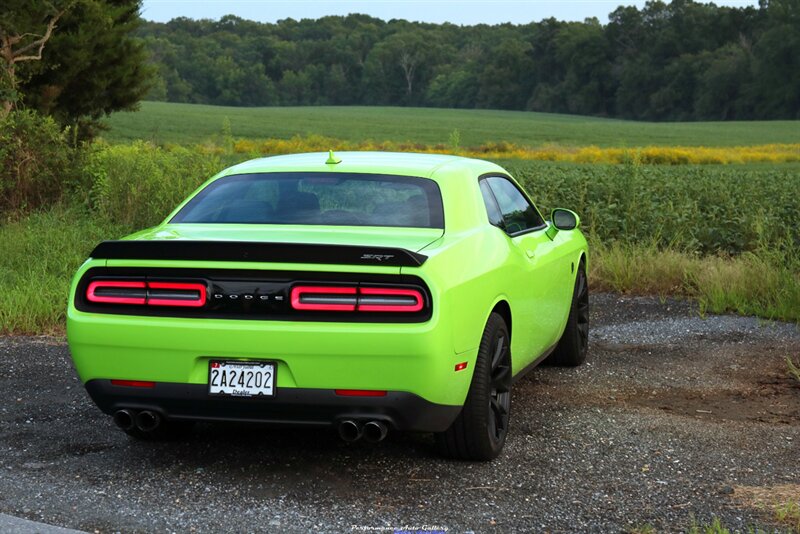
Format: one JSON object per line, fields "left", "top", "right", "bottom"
{"left": 0, "top": 110, "right": 76, "bottom": 214}
{"left": 85, "top": 141, "right": 222, "bottom": 229}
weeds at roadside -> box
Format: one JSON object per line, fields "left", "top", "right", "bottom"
{"left": 0, "top": 206, "right": 127, "bottom": 335}
{"left": 774, "top": 501, "right": 800, "bottom": 532}
{"left": 787, "top": 356, "right": 800, "bottom": 384}
{"left": 687, "top": 517, "right": 731, "bottom": 534}
{"left": 589, "top": 240, "right": 800, "bottom": 323}
{"left": 627, "top": 524, "right": 657, "bottom": 534}
{"left": 733, "top": 484, "right": 800, "bottom": 533}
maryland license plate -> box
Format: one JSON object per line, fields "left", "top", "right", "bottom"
{"left": 208, "top": 360, "right": 275, "bottom": 397}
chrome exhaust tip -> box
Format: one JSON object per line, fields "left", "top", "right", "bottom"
{"left": 112, "top": 409, "right": 136, "bottom": 431}
{"left": 362, "top": 420, "right": 388, "bottom": 443}
{"left": 135, "top": 410, "right": 161, "bottom": 432}
{"left": 338, "top": 420, "right": 362, "bottom": 442}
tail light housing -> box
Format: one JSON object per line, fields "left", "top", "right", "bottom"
{"left": 147, "top": 282, "right": 207, "bottom": 307}
{"left": 290, "top": 286, "right": 357, "bottom": 311}
{"left": 86, "top": 280, "right": 146, "bottom": 305}
{"left": 290, "top": 285, "right": 425, "bottom": 313}
{"left": 357, "top": 287, "right": 424, "bottom": 312}
{"left": 86, "top": 280, "right": 206, "bottom": 308}
{"left": 77, "top": 268, "right": 431, "bottom": 323}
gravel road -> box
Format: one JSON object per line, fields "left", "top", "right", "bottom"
{"left": 1, "top": 294, "right": 798, "bottom": 533}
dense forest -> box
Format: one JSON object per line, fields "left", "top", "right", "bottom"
{"left": 140, "top": 0, "right": 800, "bottom": 120}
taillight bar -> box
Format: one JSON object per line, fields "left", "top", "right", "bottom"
{"left": 86, "top": 280, "right": 206, "bottom": 308}
{"left": 358, "top": 287, "right": 424, "bottom": 312}
{"left": 290, "top": 285, "right": 425, "bottom": 313}
{"left": 148, "top": 281, "right": 207, "bottom": 307}
{"left": 86, "top": 280, "right": 146, "bottom": 305}
{"left": 290, "top": 286, "right": 357, "bottom": 311}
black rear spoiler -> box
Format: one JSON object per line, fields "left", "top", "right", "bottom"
{"left": 90, "top": 240, "right": 428, "bottom": 267}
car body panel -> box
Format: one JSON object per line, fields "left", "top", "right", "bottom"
{"left": 67, "top": 152, "right": 588, "bottom": 431}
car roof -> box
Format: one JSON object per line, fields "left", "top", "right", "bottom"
{"left": 219, "top": 151, "right": 507, "bottom": 182}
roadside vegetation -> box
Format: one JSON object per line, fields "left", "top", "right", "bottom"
{"left": 2, "top": 114, "right": 799, "bottom": 334}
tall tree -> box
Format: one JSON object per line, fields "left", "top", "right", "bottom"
{"left": 0, "top": 0, "right": 70, "bottom": 117}
{"left": 20, "top": 0, "right": 153, "bottom": 135}
{"left": 749, "top": 0, "right": 800, "bottom": 118}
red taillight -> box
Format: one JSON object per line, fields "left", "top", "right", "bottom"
{"left": 147, "top": 282, "right": 206, "bottom": 307}
{"left": 335, "top": 389, "right": 387, "bottom": 397}
{"left": 290, "top": 285, "right": 425, "bottom": 313}
{"left": 358, "top": 287, "right": 424, "bottom": 312}
{"left": 86, "top": 280, "right": 207, "bottom": 308}
{"left": 111, "top": 379, "right": 155, "bottom": 388}
{"left": 290, "top": 286, "right": 357, "bottom": 311}
{"left": 86, "top": 281, "right": 146, "bottom": 305}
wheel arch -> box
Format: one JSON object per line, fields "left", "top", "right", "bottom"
{"left": 486, "top": 298, "right": 512, "bottom": 369}
{"left": 490, "top": 299, "right": 512, "bottom": 343}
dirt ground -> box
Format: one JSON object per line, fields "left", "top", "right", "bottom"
{"left": 0, "top": 293, "right": 798, "bottom": 533}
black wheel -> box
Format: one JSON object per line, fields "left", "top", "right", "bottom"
{"left": 123, "top": 420, "right": 195, "bottom": 441}
{"left": 435, "top": 313, "right": 511, "bottom": 461}
{"left": 550, "top": 261, "right": 589, "bottom": 367}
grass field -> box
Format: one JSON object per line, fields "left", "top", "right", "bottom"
{"left": 104, "top": 101, "right": 800, "bottom": 147}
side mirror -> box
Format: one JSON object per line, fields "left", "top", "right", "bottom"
{"left": 551, "top": 208, "right": 580, "bottom": 231}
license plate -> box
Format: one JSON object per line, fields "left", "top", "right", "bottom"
{"left": 208, "top": 360, "right": 275, "bottom": 397}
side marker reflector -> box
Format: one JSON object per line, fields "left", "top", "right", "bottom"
{"left": 454, "top": 362, "right": 468, "bottom": 372}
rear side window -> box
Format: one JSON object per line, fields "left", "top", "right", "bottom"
{"left": 171, "top": 172, "right": 444, "bottom": 229}
{"left": 484, "top": 176, "right": 545, "bottom": 234}
{"left": 479, "top": 180, "right": 504, "bottom": 227}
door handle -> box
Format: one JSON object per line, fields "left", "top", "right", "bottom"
{"left": 525, "top": 249, "right": 535, "bottom": 259}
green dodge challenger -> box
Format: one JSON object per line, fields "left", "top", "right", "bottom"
{"left": 67, "top": 151, "right": 589, "bottom": 460}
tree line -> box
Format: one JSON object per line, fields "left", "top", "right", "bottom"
{"left": 1, "top": 0, "right": 798, "bottom": 130}
{"left": 141, "top": 0, "right": 800, "bottom": 120}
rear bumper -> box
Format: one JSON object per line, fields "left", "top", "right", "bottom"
{"left": 68, "top": 308, "right": 476, "bottom": 407}
{"left": 85, "top": 379, "right": 461, "bottom": 432}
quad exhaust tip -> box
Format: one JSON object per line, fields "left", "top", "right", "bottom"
{"left": 338, "top": 420, "right": 389, "bottom": 443}
{"left": 113, "top": 409, "right": 162, "bottom": 432}
{"left": 338, "top": 420, "right": 362, "bottom": 442}
{"left": 112, "top": 409, "right": 135, "bottom": 431}
{"left": 362, "top": 421, "right": 388, "bottom": 443}
{"left": 135, "top": 410, "right": 161, "bottom": 432}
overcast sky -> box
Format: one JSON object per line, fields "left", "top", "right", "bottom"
{"left": 140, "top": 0, "right": 759, "bottom": 25}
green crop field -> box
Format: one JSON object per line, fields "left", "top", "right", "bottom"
{"left": 104, "top": 101, "right": 800, "bottom": 147}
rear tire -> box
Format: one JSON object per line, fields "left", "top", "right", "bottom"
{"left": 549, "top": 261, "right": 589, "bottom": 367}
{"left": 435, "top": 313, "right": 511, "bottom": 461}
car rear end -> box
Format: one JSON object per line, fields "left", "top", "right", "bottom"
{"left": 66, "top": 161, "right": 474, "bottom": 439}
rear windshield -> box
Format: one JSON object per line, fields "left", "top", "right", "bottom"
{"left": 171, "top": 172, "right": 444, "bottom": 229}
